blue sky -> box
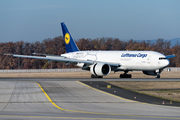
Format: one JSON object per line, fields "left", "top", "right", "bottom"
{"left": 0, "top": 0, "right": 180, "bottom": 43}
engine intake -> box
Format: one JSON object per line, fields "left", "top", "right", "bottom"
{"left": 90, "top": 63, "right": 111, "bottom": 76}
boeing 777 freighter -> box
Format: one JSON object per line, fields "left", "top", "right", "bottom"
{"left": 5, "top": 22, "right": 175, "bottom": 78}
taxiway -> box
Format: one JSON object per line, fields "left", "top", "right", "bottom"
{"left": 0, "top": 78, "right": 180, "bottom": 120}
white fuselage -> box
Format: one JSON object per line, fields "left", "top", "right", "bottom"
{"left": 61, "top": 51, "right": 169, "bottom": 71}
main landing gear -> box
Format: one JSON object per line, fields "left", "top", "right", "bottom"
{"left": 91, "top": 74, "right": 103, "bottom": 78}
{"left": 119, "top": 71, "right": 132, "bottom": 78}
{"left": 156, "top": 74, "right": 160, "bottom": 78}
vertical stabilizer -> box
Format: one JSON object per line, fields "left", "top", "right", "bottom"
{"left": 61, "top": 22, "right": 79, "bottom": 53}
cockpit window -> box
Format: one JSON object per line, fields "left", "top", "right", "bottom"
{"left": 159, "top": 57, "right": 167, "bottom": 60}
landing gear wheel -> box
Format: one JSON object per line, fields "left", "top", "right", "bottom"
{"left": 120, "top": 74, "right": 132, "bottom": 78}
{"left": 98, "top": 76, "right": 103, "bottom": 78}
{"left": 128, "top": 74, "right": 132, "bottom": 78}
{"left": 91, "top": 74, "right": 103, "bottom": 78}
{"left": 156, "top": 74, "right": 160, "bottom": 78}
{"left": 91, "top": 74, "right": 95, "bottom": 78}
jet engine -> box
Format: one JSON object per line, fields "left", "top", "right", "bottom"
{"left": 90, "top": 63, "right": 111, "bottom": 76}
{"left": 142, "top": 71, "right": 157, "bottom": 76}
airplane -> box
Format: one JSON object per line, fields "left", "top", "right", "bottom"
{"left": 5, "top": 22, "right": 175, "bottom": 78}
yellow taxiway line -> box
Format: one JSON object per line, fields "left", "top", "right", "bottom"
{"left": 36, "top": 81, "right": 180, "bottom": 120}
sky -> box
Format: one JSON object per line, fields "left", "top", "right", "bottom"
{"left": 0, "top": 0, "right": 180, "bottom": 43}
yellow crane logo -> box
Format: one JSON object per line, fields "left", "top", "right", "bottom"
{"left": 65, "top": 33, "right": 70, "bottom": 44}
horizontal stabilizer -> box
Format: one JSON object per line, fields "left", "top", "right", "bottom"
{"left": 165, "top": 54, "right": 175, "bottom": 59}
{"left": 33, "top": 53, "right": 61, "bottom": 57}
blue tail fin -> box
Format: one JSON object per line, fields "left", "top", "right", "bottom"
{"left": 61, "top": 22, "right": 79, "bottom": 53}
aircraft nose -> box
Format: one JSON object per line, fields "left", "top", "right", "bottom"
{"left": 163, "top": 59, "right": 170, "bottom": 67}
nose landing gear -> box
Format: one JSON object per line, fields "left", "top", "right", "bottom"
{"left": 156, "top": 74, "right": 160, "bottom": 78}
{"left": 156, "top": 69, "right": 162, "bottom": 78}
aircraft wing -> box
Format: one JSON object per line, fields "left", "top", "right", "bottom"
{"left": 4, "top": 54, "right": 120, "bottom": 67}
{"left": 165, "top": 54, "right": 176, "bottom": 59}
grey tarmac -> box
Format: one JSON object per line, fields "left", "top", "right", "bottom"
{"left": 1, "top": 78, "right": 180, "bottom": 81}
{"left": 0, "top": 78, "right": 180, "bottom": 120}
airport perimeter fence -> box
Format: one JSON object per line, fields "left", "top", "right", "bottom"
{"left": 163, "top": 67, "right": 180, "bottom": 72}
{"left": 0, "top": 67, "right": 179, "bottom": 73}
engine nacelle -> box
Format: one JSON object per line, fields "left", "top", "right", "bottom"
{"left": 142, "top": 71, "right": 157, "bottom": 76}
{"left": 90, "top": 63, "right": 111, "bottom": 76}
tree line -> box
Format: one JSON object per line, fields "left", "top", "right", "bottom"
{"left": 0, "top": 36, "right": 179, "bottom": 69}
